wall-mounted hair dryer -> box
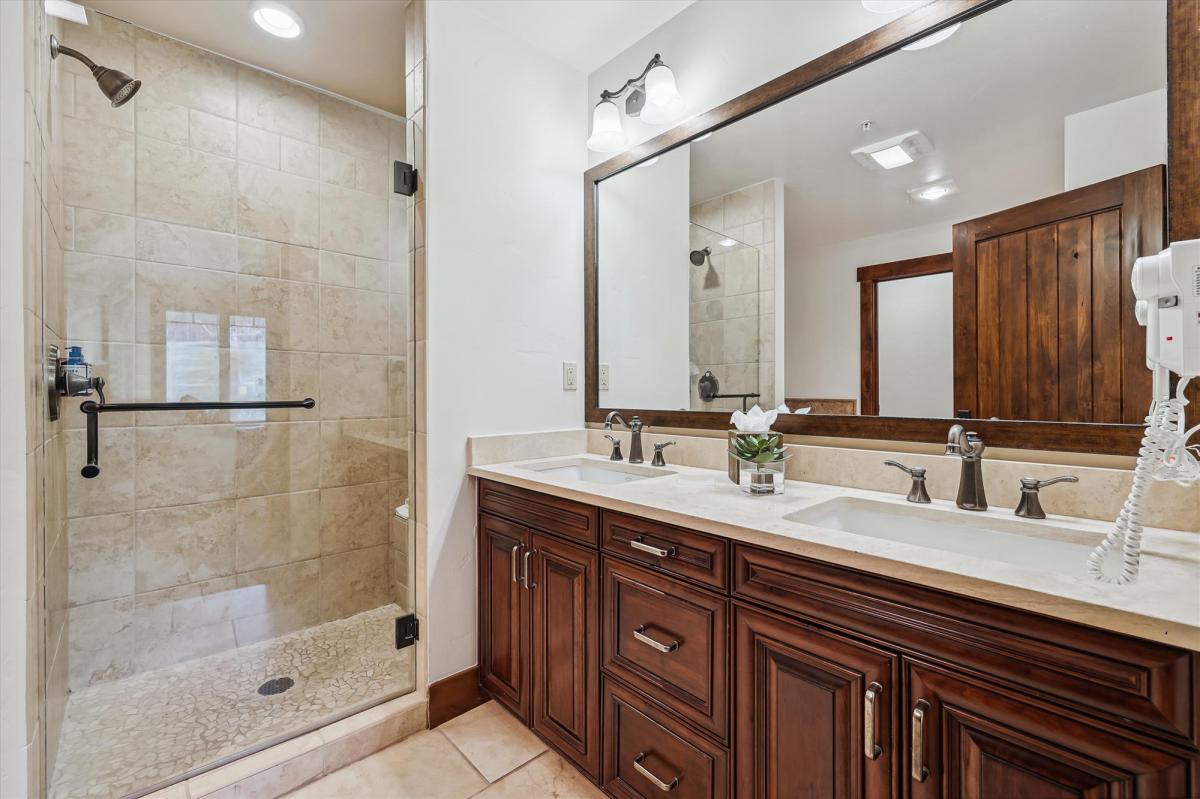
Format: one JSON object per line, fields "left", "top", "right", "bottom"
{"left": 1087, "top": 239, "right": 1199, "bottom": 584}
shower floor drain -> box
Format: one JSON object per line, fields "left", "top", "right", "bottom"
{"left": 256, "top": 677, "right": 295, "bottom": 696}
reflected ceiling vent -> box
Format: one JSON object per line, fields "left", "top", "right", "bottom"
{"left": 851, "top": 130, "right": 933, "bottom": 171}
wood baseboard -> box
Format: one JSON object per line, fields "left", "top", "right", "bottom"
{"left": 428, "top": 665, "right": 488, "bottom": 728}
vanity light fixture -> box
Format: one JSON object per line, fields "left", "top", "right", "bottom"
{"left": 851, "top": 130, "right": 933, "bottom": 171}
{"left": 907, "top": 178, "right": 959, "bottom": 202}
{"left": 250, "top": 0, "right": 304, "bottom": 39}
{"left": 902, "top": 22, "right": 962, "bottom": 50}
{"left": 587, "top": 54, "right": 687, "bottom": 153}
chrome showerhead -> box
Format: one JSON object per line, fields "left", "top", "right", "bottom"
{"left": 50, "top": 34, "right": 142, "bottom": 108}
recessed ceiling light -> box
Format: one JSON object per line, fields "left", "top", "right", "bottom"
{"left": 250, "top": 1, "right": 304, "bottom": 39}
{"left": 45, "top": 0, "right": 88, "bottom": 24}
{"left": 719, "top": 238, "right": 736, "bottom": 247}
{"left": 902, "top": 23, "right": 962, "bottom": 51}
{"left": 851, "top": 130, "right": 933, "bottom": 171}
{"left": 907, "top": 179, "right": 959, "bottom": 202}
{"left": 861, "top": 0, "right": 925, "bottom": 14}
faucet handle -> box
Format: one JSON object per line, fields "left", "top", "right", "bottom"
{"left": 604, "top": 434, "right": 623, "bottom": 462}
{"left": 651, "top": 441, "right": 676, "bottom": 467}
{"left": 1015, "top": 475, "right": 1078, "bottom": 519}
{"left": 884, "top": 460, "right": 931, "bottom": 504}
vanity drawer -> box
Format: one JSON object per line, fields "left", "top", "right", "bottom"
{"left": 478, "top": 479, "right": 599, "bottom": 546}
{"left": 602, "top": 557, "right": 728, "bottom": 741}
{"left": 602, "top": 512, "right": 729, "bottom": 591}
{"left": 732, "top": 543, "right": 1198, "bottom": 746}
{"left": 602, "top": 677, "right": 729, "bottom": 799}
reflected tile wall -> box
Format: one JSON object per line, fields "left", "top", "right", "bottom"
{"left": 58, "top": 11, "right": 411, "bottom": 691}
{"left": 688, "top": 179, "right": 778, "bottom": 410}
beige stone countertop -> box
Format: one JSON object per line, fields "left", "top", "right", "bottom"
{"left": 468, "top": 454, "right": 1200, "bottom": 651}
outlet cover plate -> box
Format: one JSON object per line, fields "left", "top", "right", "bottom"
{"left": 599, "top": 364, "right": 610, "bottom": 391}
{"left": 562, "top": 361, "right": 578, "bottom": 391}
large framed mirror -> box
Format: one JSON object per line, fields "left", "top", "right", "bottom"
{"left": 585, "top": 0, "right": 1197, "bottom": 455}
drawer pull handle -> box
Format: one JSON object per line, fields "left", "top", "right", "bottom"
{"left": 911, "top": 699, "right": 930, "bottom": 783}
{"left": 633, "top": 625, "right": 679, "bottom": 653}
{"left": 633, "top": 752, "right": 679, "bottom": 792}
{"left": 510, "top": 544, "right": 522, "bottom": 585}
{"left": 630, "top": 536, "right": 676, "bottom": 558}
{"left": 864, "top": 681, "right": 883, "bottom": 760}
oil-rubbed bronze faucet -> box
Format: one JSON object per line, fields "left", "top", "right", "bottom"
{"left": 605, "top": 411, "right": 645, "bottom": 463}
{"left": 945, "top": 424, "right": 987, "bottom": 510}
{"left": 1014, "top": 475, "right": 1078, "bottom": 519}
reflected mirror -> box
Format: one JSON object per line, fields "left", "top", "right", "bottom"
{"left": 595, "top": 0, "right": 1168, "bottom": 425}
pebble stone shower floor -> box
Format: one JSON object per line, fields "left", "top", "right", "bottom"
{"left": 49, "top": 604, "right": 415, "bottom": 799}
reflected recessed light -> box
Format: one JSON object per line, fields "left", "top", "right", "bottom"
{"left": 907, "top": 179, "right": 959, "bottom": 202}
{"left": 635, "top": 157, "right": 659, "bottom": 168}
{"left": 250, "top": 1, "right": 304, "bottom": 39}
{"left": 719, "top": 238, "right": 736, "bottom": 247}
{"left": 902, "top": 23, "right": 961, "bottom": 50}
{"left": 851, "top": 130, "right": 933, "bottom": 171}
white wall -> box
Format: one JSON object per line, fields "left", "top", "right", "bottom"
{"left": 425, "top": 1, "right": 587, "bottom": 681}
{"left": 877, "top": 272, "right": 954, "bottom": 417}
{"left": 587, "top": 1, "right": 902, "bottom": 165}
{"left": 0, "top": 1, "right": 30, "bottom": 794}
{"left": 785, "top": 219, "right": 951, "bottom": 404}
{"left": 598, "top": 146, "right": 691, "bottom": 409}
{"left": 1064, "top": 88, "right": 1167, "bottom": 190}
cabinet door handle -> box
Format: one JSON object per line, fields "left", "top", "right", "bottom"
{"left": 630, "top": 536, "right": 676, "bottom": 558}
{"left": 523, "top": 549, "right": 537, "bottom": 590}
{"left": 510, "top": 544, "right": 523, "bottom": 585}
{"left": 633, "top": 752, "right": 679, "bottom": 792}
{"left": 911, "top": 699, "right": 930, "bottom": 783}
{"left": 864, "top": 681, "right": 883, "bottom": 760}
{"left": 633, "top": 625, "right": 679, "bottom": 653}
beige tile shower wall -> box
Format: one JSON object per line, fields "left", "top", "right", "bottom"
{"left": 689, "top": 179, "right": 777, "bottom": 411}
{"left": 19, "top": 0, "right": 70, "bottom": 791}
{"left": 57, "top": 13, "right": 411, "bottom": 692}
{"left": 402, "top": 0, "right": 428, "bottom": 696}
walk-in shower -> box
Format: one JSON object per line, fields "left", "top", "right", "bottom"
{"left": 33, "top": 9, "right": 417, "bottom": 798}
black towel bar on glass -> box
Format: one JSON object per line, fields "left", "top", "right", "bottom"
{"left": 76, "top": 397, "right": 316, "bottom": 479}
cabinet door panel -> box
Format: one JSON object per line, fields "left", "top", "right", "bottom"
{"left": 478, "top": 513, "right": 528, "bottom": 720}
{"left": 734, "top": 603, "right": 897, "bottom": 799}
{"left": 906, "top": 659, "right": 1195, "bottom": 799}
{"left": 530, "top": 532, "right": 600, "bottom": 779}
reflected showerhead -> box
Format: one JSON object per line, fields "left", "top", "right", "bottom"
{"left": 689, "top": 246, "right": 711, "bottom": 266}
{"left": 50, "top": 35, "right": 142, "bottom": 108}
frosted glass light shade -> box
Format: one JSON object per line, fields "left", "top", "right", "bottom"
{"left": 639, "top": 64, "right": 686, "bottom": 125}
{"left": 587, "top": 100, "right": 627, "bottom": 152}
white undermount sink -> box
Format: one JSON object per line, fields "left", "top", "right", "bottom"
{"left": 784, "top": 497, "right": 1098, "bottom": 575}
{"left": 519, "top": 458, "right": 673, "bottom": 486}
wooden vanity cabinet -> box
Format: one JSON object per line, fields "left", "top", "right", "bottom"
{"left": 475, "top": 480, "right": 1199, "bottom": 797}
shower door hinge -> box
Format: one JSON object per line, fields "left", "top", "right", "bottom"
{"left": 395, "top": 613, "right": 419, "bottom": 649}
{"left": 394, "top": 160, "right": 418, "bottom": 197}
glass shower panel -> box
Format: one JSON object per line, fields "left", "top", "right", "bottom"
{"left": 687, "top": 222, "right": 766, "bottom": 411}
{"left": 46, "top": 10, "right": 416, "bottom": 799}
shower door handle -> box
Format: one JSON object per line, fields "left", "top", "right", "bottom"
{"left": 77, "top": 396, "right": 316, "bottom": 478}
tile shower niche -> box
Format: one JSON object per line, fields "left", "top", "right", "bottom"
{"left": 42, "top": 9, "right": 416, "bottom": 797}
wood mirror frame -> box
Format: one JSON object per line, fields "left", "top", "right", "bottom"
{"left": 584, "top": 0, "right": 1198, "bottom": 455}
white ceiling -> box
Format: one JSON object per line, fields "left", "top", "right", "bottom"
{"left": 83, "top": 0, "right": 406, "bottom": 115}
{"left": 686, "top": 0, "right": 1167, "bottom": 248}
{"left": 469, "top": 0, "right": 696, "bottom": 74}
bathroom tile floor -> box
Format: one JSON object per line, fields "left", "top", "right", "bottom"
{"left": 286, "top": 701, "right": 606, "bottom": 799}
{"left": 50, "top": 604, "right": 415, "bottom": 799}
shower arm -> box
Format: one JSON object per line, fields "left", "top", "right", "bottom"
{"left": 598, "top": 54, "right": 665, "bottom": 102}
{"left": 76, "top": 384, "right": 316, "bottom": 479}
{"left": 49, "top": 36, "right": 97, "bottom": 71}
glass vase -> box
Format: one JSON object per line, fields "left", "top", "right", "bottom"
{"left": 736, "top": 458, "right": 786, "bottom": 495}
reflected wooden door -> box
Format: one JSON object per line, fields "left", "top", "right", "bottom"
{"left": 953, "top": 165, "right": 1166, "bottom": 423}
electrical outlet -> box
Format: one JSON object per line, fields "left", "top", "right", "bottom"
{"left": 562, "top": 361, "right": 578, "bottom": 391}
{"left": 599, "top": 363, "right": 610, "bottom": 391}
